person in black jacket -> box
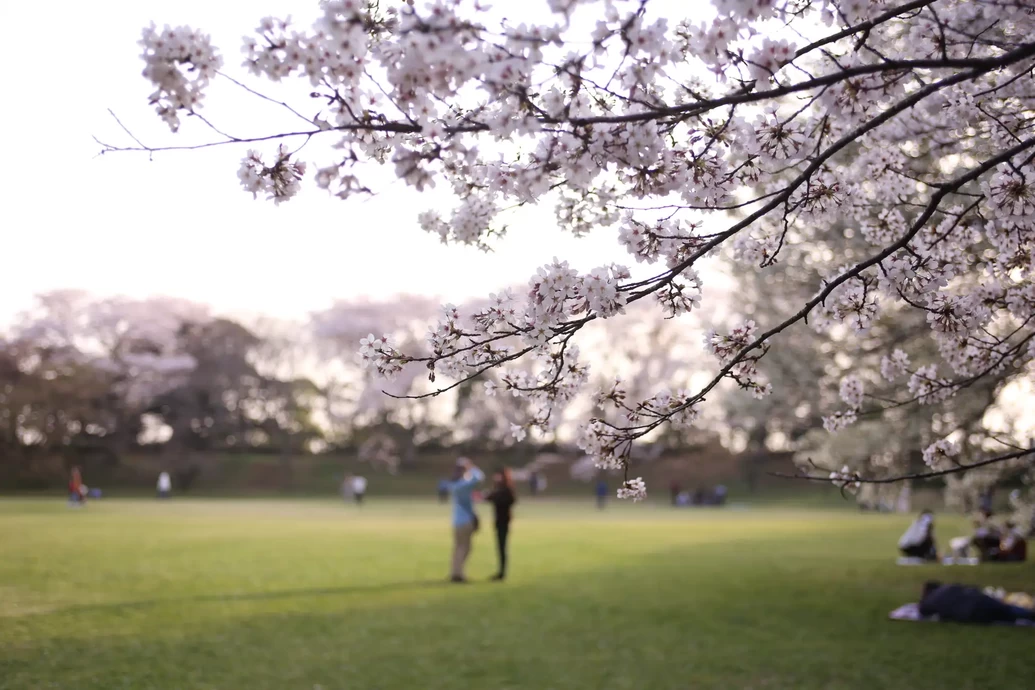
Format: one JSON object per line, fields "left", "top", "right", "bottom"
{"left": 919, "top": 581, "right": 1035, "bottom": 624}
{"left": 485, "top": 468, "right": 516, "bottom": 581}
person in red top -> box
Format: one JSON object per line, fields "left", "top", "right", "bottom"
{"left": 68, "top": 466, "right": 85, "bottom": 506}
{"left": 997, "top": 521, "right": 1027, "bottom": 562}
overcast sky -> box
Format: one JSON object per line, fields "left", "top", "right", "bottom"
{"left": 1, "top": 0, "right": 671, "bottom": 325}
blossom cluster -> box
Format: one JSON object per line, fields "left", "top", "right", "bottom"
{"left": 238, "top": 145, "right": 308, "bottom": 204}
{"left": 616, "top": 477, "right": 647, "bottom": 501}
{"left": 828, "top": 465, "right": 861, "bottom": 493}
{"left": 922, "top": 438, "right": 961, "bottom": 471}
{"left": 140, "top": 24, "right": 222, "bottom": 131}
{"left": 359, "top": 333, "right": 404, "bottom": 379}
{"left": 703, "top": 321, "right": 772, "bottom": 399}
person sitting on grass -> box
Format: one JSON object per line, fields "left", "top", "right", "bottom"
{"left": 995, "top": 521, "right": 1027, "bottom": 562}
{"left": 898, "top": 510, "right": 937, "bottom": 560}
{"left": 446, "top": 458, "right": 483, "bottom": 583}
{"left": 919, "top": 581, "right": 1035, "bottom": 624}
{"left": 972, "top": 510, "right": 1003, "bottom": 560}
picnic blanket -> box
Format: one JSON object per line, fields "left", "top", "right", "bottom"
{"left": 896, "top": 556, "right": 979, "bottom": 566}
{"left": 889, "top": 589, "right": 1035, "bottom": 626}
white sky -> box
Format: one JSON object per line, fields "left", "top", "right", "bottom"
{"left": 0, "top": 0, "right": 653, "bottom": 325}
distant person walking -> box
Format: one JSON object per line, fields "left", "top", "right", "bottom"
{"left": 485, "top": 468, "right": 516, "bottom": 581}
{"left": 437, "top": 478, "right": 450, "bottom": 503}
{"left": 351, "top": 475, "right": 368, "bottom": 505}
{"left": 157, "top": 471, "right": 172, "bottom": 499}
{"left": 595, "top": 479, "right": 608, "bottom": 510}
{"left": 669, "top": 479, "right": 680, "bottom": 506}
{"left": 529, "top": 471, "right": 539, "bottom": 497}
{"left": 446, "top": 458, "right": 483, "bottom": 583}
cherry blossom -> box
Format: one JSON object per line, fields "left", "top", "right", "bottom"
{"left": 880, "top": 350, "right": 910, "bottom": 382}
{"left": 828, "top": 465, "right": 861, "bottom": 493}
{"left": 139, "top": 24, "right": 222, "bottom": 131}
{"left": 838, "top": 376, "right": 864, "bottom": 409}
{"left": 822, "top": 409, "right": 857, "bottom": 434}
{"left": 238, "top": 145, "right": 307, "bottom": 204}
{"left": 923, "top": 438, "right": 961, "bottom": 471}
{"left": 616, "top": 477, "right": 647, "bottom": 501}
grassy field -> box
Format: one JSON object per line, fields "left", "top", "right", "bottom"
{"left": 1, "top": 498, "right": 1033, "bottom": 690}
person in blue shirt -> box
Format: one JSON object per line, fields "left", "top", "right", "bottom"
{"left": 595, "top": 478, "right": 608, "bottom": 510}
{"left": 447, "top": 458, "right": 484, "bottom": 583}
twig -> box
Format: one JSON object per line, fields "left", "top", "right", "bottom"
{"left": 218, "top": 71, "right": 318, "bottom": 127}
{"left": 769, "top": 447, "right": 1035, "bottom": 485}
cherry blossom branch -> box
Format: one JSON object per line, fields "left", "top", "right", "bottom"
{"left": 771, "top": 446, "right": 1035, "bottom": 485}
{"left": 216, "top": 71, "right": 317, "bottom": 127}
{"left": 124, "top": 2, "right": 1035, "bottom": 501}
{"left": 611, "top": 134, "right": 1035, "bottom": 438}
{"left": 374, "top": 131, "right": 1035, "bottom": 427}
{"left": 100, "top": 42, "right": 1035, "bottom": 156}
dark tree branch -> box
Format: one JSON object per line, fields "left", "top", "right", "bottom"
{"left": 771, "top": 446, "right": 1035, "bottom": 484}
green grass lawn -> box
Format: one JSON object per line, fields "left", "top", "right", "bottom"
{"left": 1, "top": 498, "right": 1033, "bottom": 690}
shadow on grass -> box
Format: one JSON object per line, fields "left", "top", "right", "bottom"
{"left": 52, "top": 579, "right": 455, "bottom": 616}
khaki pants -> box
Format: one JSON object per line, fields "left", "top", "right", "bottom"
{"left": 451, "top": 522, "right": 475, "bottom": 578}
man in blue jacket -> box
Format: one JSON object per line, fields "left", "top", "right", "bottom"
{"left": 447, "top": 458, "right": 483, "bottom": 583}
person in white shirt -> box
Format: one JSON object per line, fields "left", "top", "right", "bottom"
{"left": 898, "top": 510, "right": 937, "bottom": 560}
{"left": 157, "top": 471, "right": 172, "bottom": 499}
{"left": 351, "top": 475, "right": 368, "bottom": 505}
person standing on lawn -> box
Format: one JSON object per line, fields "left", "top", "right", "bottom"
{"left": 484, "top": 467, "right": 517, "bottom": 581}
{"left": 446, "top": 458, "right": 483, "bottom": 583}
{"left": 351, "top": 475, "right": 368, "bottom": 505}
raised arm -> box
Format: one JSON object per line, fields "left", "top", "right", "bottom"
{"left": 456, "top": 467, "right": 484, "bottom": 490}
